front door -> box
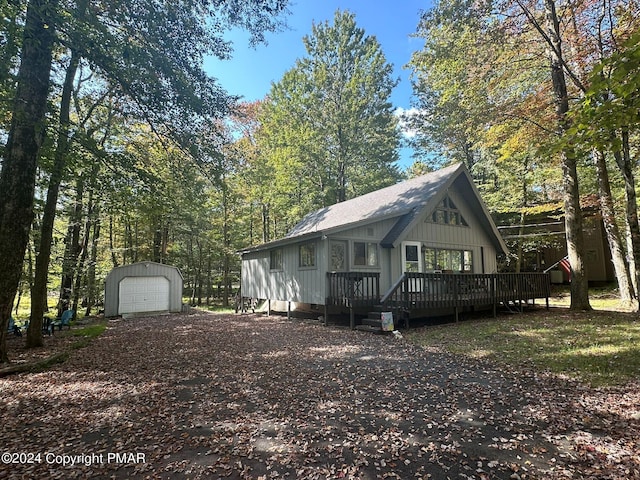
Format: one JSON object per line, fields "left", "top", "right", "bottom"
{"left": 402, "top": 242, "right": 422, "bottom": 273}
{"left": 402, "top": 242, "right": 423, "bottom": 292}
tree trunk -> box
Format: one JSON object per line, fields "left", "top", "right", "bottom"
{"left": 222, "top": 183, "right": 231, "bottom": 308}
{"left": 195, "top": 238, "right": 203, "bottom": 305}
{"left": 108, "top": 215, "right": 118, "bottom": 267}
{"left": 543, "top": 0, "right": 591, "bottom": 310}
{"left": 0, "top": 0, "right": 58, "bottom": 363}
{"left": 262, "top": 203, "right": 270, "bottom": 243}
{"left": 593, "top": 148, "right": 637, "bottom": 309}
{"left": 28, "top": 52, "right": 80, "bottom": 348}
{"left": 187, "top": 236, "right": 196, "bottom": 305}
{"left": 515, "top": 161, "right": 528, "bottom": 274}
{"left": 59, "top": 176, "right": 84, "bottom": 316}
{"left": 206, "top": 253, "right": 212, "bottom": 305}
{"left": 612, "top": 128, "right": 640, "bottom": 294}
{"left": 85, "top": 216, "right": 100, "bottom": 316}
{"left": 626, "top": 222, "right": 638, "bottom": 295}
{"left": 72, "top": 178, "right": 95, "bottom": 318}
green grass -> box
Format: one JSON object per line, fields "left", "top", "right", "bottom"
{"left": 71, "top": 322, "right": 107, "bottom": 339}
{"left": 183, "top": 297, "right": 236, "bottom": 314}
{"left": 549, "top": 284, "right": 634, "bottom": 311}
{"left": 66, "top": 321, "right": 108, "bottom": 351}
{"left": 406, "top": 309, "right": 640, "bottom": 387}
{"left": 11, "top": 296, "right": 87, "bottom": 322}
{"left": 196, "top": 304, "right": 236, "bottom": 314}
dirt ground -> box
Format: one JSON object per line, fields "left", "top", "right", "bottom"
{"left": 0, "top": 311, "right": 638, "bottom": 479}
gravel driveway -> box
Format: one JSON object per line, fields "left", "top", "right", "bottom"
{"left": 0, "top": 311, "right": 637, "bottom": 479}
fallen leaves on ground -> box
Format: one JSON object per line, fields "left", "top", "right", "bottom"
{"left": 0, "top": 312, "right": 638, "bottom": 479}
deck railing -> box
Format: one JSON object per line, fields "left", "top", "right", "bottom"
{"left": 327, "top": 272, "right": 551, "bottom": 311}
{"left": 380, "top": 272, "right": 550, "bottom": 324}
{"left": 326, "top": 271, "right": 381, "bottom": 308}
{"left": 381, "top": 272, "right": 495, "bottom": 308}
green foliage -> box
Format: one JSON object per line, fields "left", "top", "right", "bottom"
{"left": 257, "top": 9, "right": 401, "bottom": 231}
{"left": 407, "top": 0, "right": 502, "bottom": 167}
{"left": 0, "top": 0, "right": 22, "bottom": 131}
{"left": 404, "top": 159, "right": 433, "bottom": 179}
{"left": 568, "top": 32, "right": 640, "bottom": 152}
{"left": 407, "top": 308, "right": 640, "bottom": 387}
{"left": 56, "top": 0, "right": 288, "bottom": 151}
{"left": 407, "top": 0, "right": 557, "bottom": 219}
{"left": 407, "top": 0, "right": 640, "bottom": 286}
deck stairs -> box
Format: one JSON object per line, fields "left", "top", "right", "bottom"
{"left": 354, "top": 306, "right": 395, "bottom": 333}
{"left": 355, "top": 313, "right": 383, "bottom": 333}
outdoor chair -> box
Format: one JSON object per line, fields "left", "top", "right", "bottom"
{"left": 8, "top": 317, "right": 22, "bottom": 337}
{"left": 57, "top": 309, "right": 74, "bottom": 330}
{"left": 42, "top": 317, "right": 54, "bottom": 336}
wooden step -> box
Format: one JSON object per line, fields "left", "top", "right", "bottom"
{"left": 355, "top": 324, "right": 383, "bottom": 333}
{"left": 361, "top": 318, "right": 383, "bottom": 328}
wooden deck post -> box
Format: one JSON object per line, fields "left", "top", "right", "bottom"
{"left": 287, "top": 301, "right": 291, "bottom": 320}
{"left": 491, "top": 274, "right": 497, "bottom": 318}
{"left": 453, "top": 276, "right": 459, "bottom": 322}
{"left": 517, "top": 275, "right": 523, "bottom": 312}
{"left": 324, "top": 304, "right": 328, "bottom": 326}
{"left": 350, "top": 306, "right": 355, "bottom": 330}
{"left": 267, "top": 299, "right": 271, "bottom": 317}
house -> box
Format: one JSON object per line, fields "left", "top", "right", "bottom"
{"left": 104, "top": 262, "right": 184, "bottom": 317}
{"left": 239, "top": 163, "right": 552, "bottom": 328}
{"left": 493, "top": 196, "right": 615, "bottom": 284}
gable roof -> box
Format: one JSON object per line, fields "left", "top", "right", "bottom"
{"left": 240, "top": 162, "right": 508, "bottom": 254}
{"left": 285, "top": 162, "right": 461, "bottom": 238}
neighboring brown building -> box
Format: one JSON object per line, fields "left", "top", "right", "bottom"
{"left": 494, "top": 199, "right": 615, "bottom": 284}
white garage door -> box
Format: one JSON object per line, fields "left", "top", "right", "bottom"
{"left": 118, "top": 276, "right": 170, "bottom": 314}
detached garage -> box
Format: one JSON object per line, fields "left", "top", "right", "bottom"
{"left": 104, "top": 262, "right": 183, "bottom": 317}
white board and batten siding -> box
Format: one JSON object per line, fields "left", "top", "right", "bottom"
{"left": 322, "top": 218, "right": 394, "bottom": 291}
{"left": 104, "top": 262, "right": 184, "bottom": 317}
{"left": 241, "top": 240, "right": 327, "bottom": 305}
{"left": 394, "top": 186, "right": 498, "bottom": 279}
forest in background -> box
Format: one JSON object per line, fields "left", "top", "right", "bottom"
{"left": 1, "top": 0, "right": 639, "bottom": 360}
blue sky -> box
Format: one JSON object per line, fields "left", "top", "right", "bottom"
{"left": 204, "top": 0, "right": 430, "bottom": 169}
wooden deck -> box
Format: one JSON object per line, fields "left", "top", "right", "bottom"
{"left": 326, "top": 271, "right": 551, "bottom": 328}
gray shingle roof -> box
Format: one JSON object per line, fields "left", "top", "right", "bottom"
{"left": 240, "top": 162, "right": 507, "bottom": 255}
{"left": 285, "top": 162, "right": 463, "bottom": 238}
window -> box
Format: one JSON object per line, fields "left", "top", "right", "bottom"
{"left": 299, "top": 243, "right": 316, "bottom": 268}
{"left": 437, "top": 250, "right": 449, "bottom": 270}
{"left": 329, "top": 241, "right": 346, "bottom": 271}
{"left": 463, "top": 251, "right": 473, "bottom": 271}
{"left": 423, "top": 247, "right": 473, "bottom": 272}
{"left": 430, "top": 195, "right": 468, "bottom": 226}
{"left": 354, "top": 242, "right": 378, "bottom": 267}
{"left": 403, "top": 243, "right": 420, "bottom": 272}
{"left": 424, "top": 247, "right": 436, "bottom": 271}
{"left": 450, "top": 250, "right": 462, "bottom": 270}
{"left": 270, "top": 249, "right": 283, "bottom": 270}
